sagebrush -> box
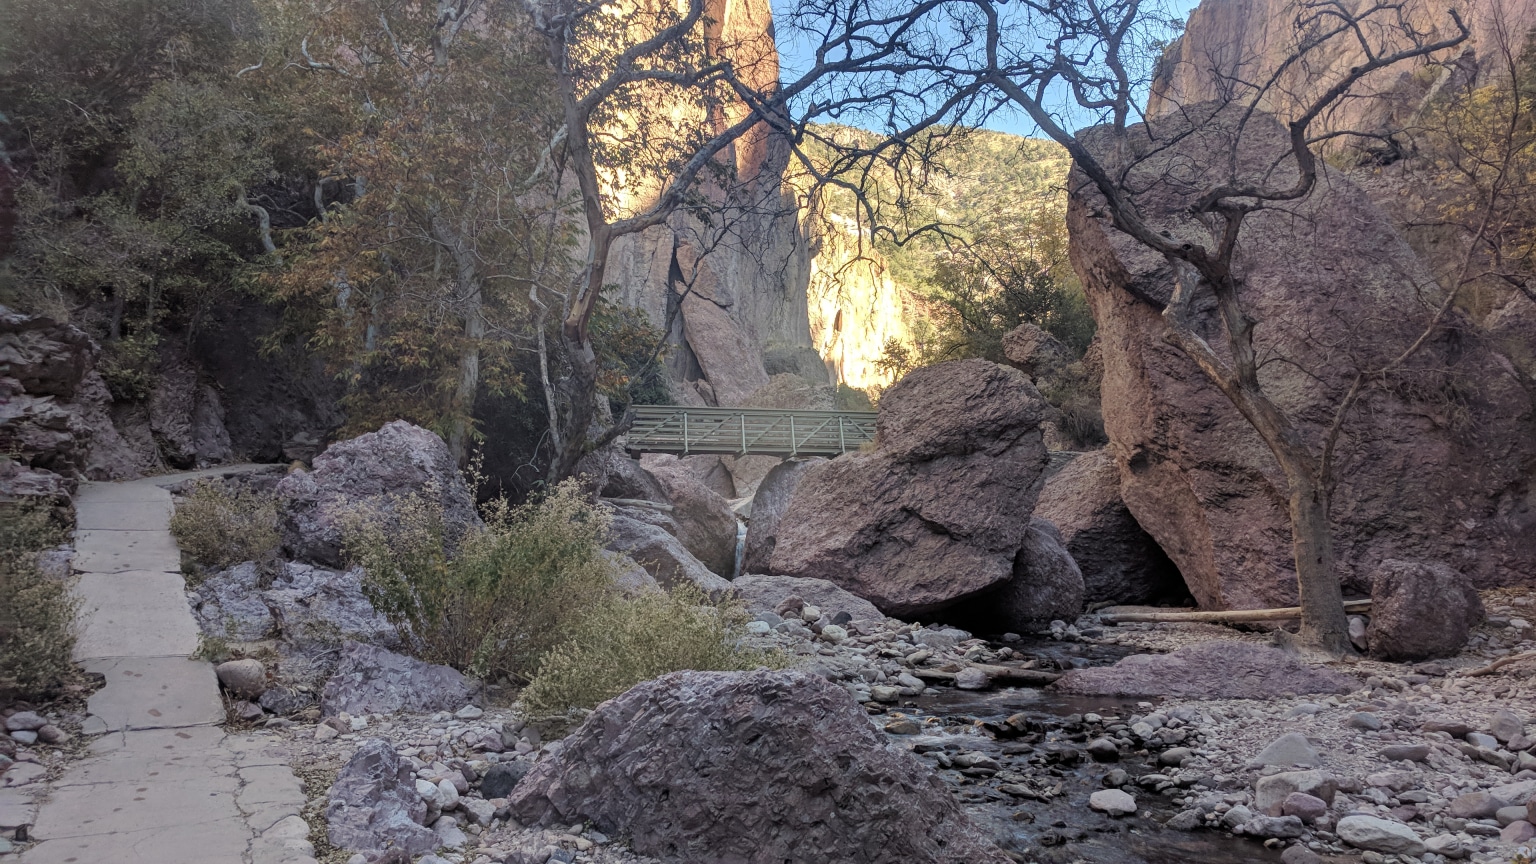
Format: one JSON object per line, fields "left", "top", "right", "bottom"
{"left": 345, "top": 479, "right": 618, "bottom": 682}
{"left": 0, "top": 503, "right": 78, "bottom": 700}
{"left": 520, "top": 584, "right": 783, "bottom": 714}
{"left": 168, "top": 479, "right": 280, "bottom": 578}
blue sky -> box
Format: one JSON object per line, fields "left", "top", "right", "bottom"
{"left": 771, "top": 0, "right": 1204, "bottom": 138}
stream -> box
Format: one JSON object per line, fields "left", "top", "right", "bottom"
{"left": 893, "top": 638, "right": 1284, "bottom": 864}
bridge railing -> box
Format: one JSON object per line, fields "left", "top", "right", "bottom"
{"left": 625, "top": 405, "right": 878, "bottom": 458}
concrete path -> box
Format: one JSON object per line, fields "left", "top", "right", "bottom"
{"left": 17, "top": 469, "right": 318, "bottom": 864}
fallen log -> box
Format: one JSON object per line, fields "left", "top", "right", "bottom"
{"left": 601, "top": 497, "right": 674, "bottom": 513}
{"left": 1465, "top": 650, "right": 1536, "bottom": 677}
{"left": 1098, "top": 599, "right": 1371, "bottom": 624}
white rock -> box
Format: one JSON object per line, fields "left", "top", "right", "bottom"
{"left": 437, "top": 778, "right": 460, "bottom": 810}
{"left": 455, "top": 705, "right": 484, "bottom": 720}
{"left": 415, "top": 779, "right": 440, "bottom": 805}
{"left": 314, "top": 724, "right": 339, "bottom": 742}
{"left": 1089, "top": 789, "right": 1137, "bottom": 817}
{"left": 820, "top": 624, "right": 848, "bottom": 644}
{"left": 1336, "top": 815, "right": 1425, "bottom": 856}
{"left": 461, "top": 797, "right": 496, "bottom": 826}
{"left": 745, "top": 621, "right": 772, "bottom": 636}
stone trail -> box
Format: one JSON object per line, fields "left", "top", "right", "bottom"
{"left": 15, "top": 469, "right": 317, "bottom": 864}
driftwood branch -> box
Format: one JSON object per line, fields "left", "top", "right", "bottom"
{"left": 1099, "top": 599, "right": 1372, "bottom": 624}
{"left": 1465, "top": 651, "right": 1536, "bottom": 678}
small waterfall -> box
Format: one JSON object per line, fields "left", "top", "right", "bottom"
{"left": 731, "top": 518, "right": 748, "bottom": 580}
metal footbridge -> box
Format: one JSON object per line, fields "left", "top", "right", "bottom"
{"left": 625, "top": 405, "right": 878, "bottom": 458}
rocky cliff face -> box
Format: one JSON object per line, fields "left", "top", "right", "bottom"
{"left": 805, "top": 215, "right": 917, "bottom": 391}
{"left": 1149, "top": 0, "right": 1536, "bottom": 134}
{"left": 603, "top": 0, "right": 826, "bottom": 408}
{"left": 1067, "top": 104, "right": 1536, "bottom": 609}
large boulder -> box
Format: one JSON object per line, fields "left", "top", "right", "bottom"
{"left": 741, "top": 457, "right": 824, "bottom": 574}
{"left": 771, "top": 360, "right": 1050, "bottom": 617}
{"left": 275, "top": 421, "right": 482, "bottom": 567}
{"left": 507, "top": 669, "right": 1009, "bottom": 864}
{"left": 1034, "top": 450, "right": 1185, "bottom": 604}
{"left": 730, "top": 574, "right": 884, "bottom": 625}
{"left": 1366, "top": 559, "right": 1485, "bottom": 661}
{"left": 1068, "top": 103, "right": 1536, "bottom": 609}
{"left": 948, "top": 517, "right": 1085, "bottom": 634}
{"left": 189, "top": 561, "right": 398, "bottom": 648}
{"left": 1052, "top": 641, "right": 1358, "bottom": 699}
{"left": 641, "top": 456, "right": 739, "bottom": 577}
{"left": 605, "top": 510, "right": 732, "bottom": 596}
{"left": 325, "top": 738, "right": 436, "bottom": 857}
{"left": 1002, "top": 323, "right": 1074, "bottom": 384}
{"left": 0, "top": 305, "right": 94, "bottom": 397}
{"left": 320, "top": 641, "right": 473, "bottom": 717}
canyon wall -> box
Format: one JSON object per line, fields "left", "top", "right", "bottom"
{"left": 1150, "top": 0, "right": 1536, "bottom": 133}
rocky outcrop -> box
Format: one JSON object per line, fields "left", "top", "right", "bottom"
{"left": 190, "top": 560, "right": 398, "bottom": 647}
{"left": 1149, "top": 0, "right": 1536, "bottom": 138}
{"left": 275, "top": 421, "right": 482, "bottom": 568}
{"left": 1068, "top": 104, "right": 1536, "bottom": 609}
{"left": 730, "top": 574, "right": 884, "bottom": 624}
{"left": 1366, "top": 559, "right": 1486, "bottom": 660}
{"left": 1002, "top": 323, "right": 1074, "bottom": 383}
{"left": 325, "top": 738, "right": 436, "bottom": 857}
{"left": 771, "top": 360, "right": 1050, "bottom": 617}
{"left": 605, "top": 510, "right": 733, "bottom": 596}
{"left": 1033, "top": 450, "right": 1185, "bottom": 605}
{"left": 507, "top": 669, "right": 1010, "bottom": 864}
{"left": 1052, "top": 641, "right": 1359, "bottom": 699}
{"left": 947, "top": 517, "right": 1085, "bottom": 634}
{"left": 741, "top": 457, "right": 823, "bottom": 574}
{"left": 640, "top": 456, "right": 739, "bottom": 576}
{"left": 320, "top": 642, "right": 473, "bottom": 717}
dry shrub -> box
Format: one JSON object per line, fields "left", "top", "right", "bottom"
{"left": 345, "top": 479, "right": 619, "bottom": 682}
{"left": 520, "top": 584, "right": 783, "bottom": 714}
{"left": 0, "top": 505, "right": 78, "bottom": 700}
{"left": 169, "top": 479, "right": 280, "bottom": 578}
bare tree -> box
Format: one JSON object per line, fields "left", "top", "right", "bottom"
{"left": 521, "top": 0, "right": 992, "bottom": 479}
{"left": 786, "top": 0, "right": 1471, "bottom": 653}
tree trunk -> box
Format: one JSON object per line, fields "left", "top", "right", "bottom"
{"left": 1283, "top": 462, "right": 1352, "bottom": 654}
{"left": 550, "top": 329, "right": 599, "bottom": 481}
{"left": 448, "top": 311, "right": 483, "bottom": 465}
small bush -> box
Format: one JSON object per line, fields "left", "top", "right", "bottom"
{"left": 98, "top": 332, "right": 161, "bottom": 403}
{"left": 520, "top": 585, "right": 784, "bottom": 714}
{"left": 0, "top": 505, "right": 78, "bottom": 700}
{"left": 346, "top": 479, "right": 619, "bottom": 682}
{"left": 169, "top": 479, "right": 280, "bottom": 577}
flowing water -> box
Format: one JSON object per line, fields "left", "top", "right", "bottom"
{"left": 902, "top": 639, "right": 1283, "bottom": 864}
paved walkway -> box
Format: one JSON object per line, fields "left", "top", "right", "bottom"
{"left": 15, "top": 469, "right": 317, "bottom": 864}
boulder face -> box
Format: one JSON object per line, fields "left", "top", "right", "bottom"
{"left": 506, "top": 669, "right": 1010, "bottom": 864}
{"left": 771, "top": 360, "right": 1050, "bottom": 617}
{"left": 325, "top": 738, "right": 436, "bottom": 857}
{"left": 730, "top": 573, "right": 884, "bottom": 624}
{"left": 1033, "top": 450, "right": 1186, "bottom": 605}
{"left": 1052, "top": 641, "right": 1359, "bottom": 699}
{"left": 320, "top": 641, "right": 473, "bottom": 717}
{"left": 1366, "top": 559, "right": 1486, "bottom": 661}
{"left": 275, "top": 421, "right": 482, "bottom": 568}
{"left": 741, "top": 457, "right": 824, "bottom": 574}
{"left": 605, "top": 509, "right": 733, "bottom": 596}
{"left": 947, "top": 517, "right": 1085, "bottom": 634}
{"left": 1068, "top": 104, "right": 1536, "bottom": 609}
{"left": 641, "top": 456, "right": 740, "bottom": 576}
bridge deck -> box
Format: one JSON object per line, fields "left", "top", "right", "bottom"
{"left": 625, "top": 405, "right": 878, "bottom": 458}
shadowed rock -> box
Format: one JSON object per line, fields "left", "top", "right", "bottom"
{"left": 276, "top": 420, "right": 481, "bottom": 568}
{"left": 1052, "top": 641, "right": 1357, "bottom": 699}
{"left": 741, "top": 457, "right": 824, "bottom": 574}
{"left": 326, "top": 738, "right": 436, "bottom": 857}
{"left": 508, "top": 669, "right": 1010, "bottom": 864}
{"left": 771, "top": 360, "right": 1049, "bottom": 617}
{"left": 321, "top": 642, "right": 472, "bottom": 717}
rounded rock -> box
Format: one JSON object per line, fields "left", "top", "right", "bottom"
{"left": 1089, "top": 788, "right": 1137, "bottom": 817}
{"left": 4, "top": 712, "right": 46, "bottom": 732}
{"left": 215, "top": 659, "right": 268, "bottom": 700}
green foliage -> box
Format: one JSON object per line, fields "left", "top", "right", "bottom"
{"left": 168, "top": 479, "right": 280, "bottom": 578}
{"left": 98, "top": 331, "right": 161, "bottom": 402}
{"left": 592, "top": 293, "right": 671, "bottom": 409}
{"left": 345, "top": 479, "right": 619, "bottom": 682}
{"left": 0, "top": 504, "right": 77, "bottom": 700}
{"left": 520, "top": 585, "right": 782, "bottom": 714}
